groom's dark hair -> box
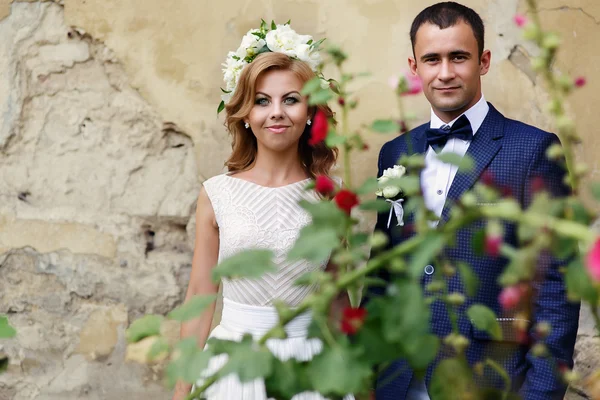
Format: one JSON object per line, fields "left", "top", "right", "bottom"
{"left": 410, "top": 2, "right": 485, "bottom": 60}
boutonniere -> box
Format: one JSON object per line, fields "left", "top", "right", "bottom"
{"left": 375, "top": 165, "right": 406, "bottom": 228}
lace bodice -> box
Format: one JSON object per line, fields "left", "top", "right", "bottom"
{"left": 203, "top": 174, "right": 327, "bottom": 306}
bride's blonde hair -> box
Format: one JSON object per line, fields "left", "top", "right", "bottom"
{"left": 224, "top": 52, "right": 337, "bottom": 178}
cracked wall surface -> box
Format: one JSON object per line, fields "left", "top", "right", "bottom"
{"left": 0, "top": 0, "right": 598, "bottom": 399}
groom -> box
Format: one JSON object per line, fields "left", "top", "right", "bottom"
{"left": 368, "top": 2, "right": 580, "bottom": 400}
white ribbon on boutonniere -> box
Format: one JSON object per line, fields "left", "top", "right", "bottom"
{"left": 375, "top": 165, "right": 406, "bottom": 228}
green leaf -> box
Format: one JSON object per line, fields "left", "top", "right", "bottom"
{"left": 168, "top": 294, "right": 217, "bottom": 322}
{"left": 293, "top": 270, "right": 328, "bottom": 286}
{"left": 307, "top": 89, "right": 333, "bottom": 105}
{"left": 370, "top": 119, "right": 399, "bottom": 134}
{"left": 359, "top": 198, "right": 392, "bottom": 212}
{"left": 285, "top": 19, "right": 291, "bottom": 25}
{"left": 382, "top": 281, "right": 430, "bottom": 343}
{"left": 472, "top": 228, "right": 485, "bottom": 255}
{"left": 325, "top": 130, "right": 347, "bottom": 147}
{"left": 404, "top": 334, "right": 440, "bottom": 371}
{"left": 408, "top": 232, "right": 445, "bottom": 278}
{"left": 299, "top": 200, "right": 347, "bottom": 233}
{"left": 307, "top": 345, "right": 371, "bottom": 395}
{"left": 301, "top": 77, "right": 325, "bottom": 95}
{"left": 430, "top": 358, "right": 476, "bottom": 400}
{"left": 166, "top": 337, "right": 212, "bottom": 386}
{"left": 565, "top": 259, "right": 599, "bottom": 305}
{"left": 591, "top": 183, "right": 600, "bottom": 201}
{"left": 0, "top": 316, "right": 16, "bottom": 339}
{"left": 287, "top": 225, "right": 340, "bottom": 264}
{"left": 265, "top": 359, "right": 309, "bottom": 399}
{"left": 217, "top": 100, "right": 225, "bottom": 114}
{"left": 212, "top": 249, "right": 276, "bottom": 282}
{"left": 126, "top": 315, "right": 163, "bottom": 343}
{"left": 271, "top": 20, "right": 277, "bottom": 30}
{"left": 436, "top": 152, "right": 474, "bottom": 172}
{"left": 148, "top": 336, "right": 170, "bottom": 361}
{"left": 309, "top": 37, "right": 326, "bottom": 50}
{"left": 457, "top": 262, "right": 479, "bottom": 297}
{"left": 356, "top": 177, "right": 379, "bottom": 195}
{"left": 467, "top": 304, "right": 502, "bottom": 340}
{"left": 220, "top": 87, "right": 231, "bottom": 94}
{"left": 212, "top": 335, "right": 274, "bottom": 382}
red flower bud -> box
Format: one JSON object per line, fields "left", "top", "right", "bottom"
{"left": 309, "top": 110, "right": 329, "bottom": 146}
{"left": 574, "top": 76, "right": 586, "bottom": 87}
{"left": 531, "top": 176, "right": 545, "bottom": 193}
{"left": 334, "top": 189, "right": 359, "bottom": 215}
{"left": 315, "top": 175, "right": 335, "bottom": 195}
{"left": 338, "top": 97, "right": 346, "bottom": 106}
{"left": 481, "top": 170, "right": 495, "bottom": 187}
{"left": 485, "top": 234, "right": 502, "bottom": 257}
{"left": 499, "top": 285, "right": 522, "bottom": 310}
{"left": 340, "top": 307, "right": 367, "bottom": 335}
{"left": 362, "top": 143, "right": 370, "bottom": 151}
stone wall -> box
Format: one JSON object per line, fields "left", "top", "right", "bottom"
{"left": 0, "top": 1, "right": 598, "bottom": 399}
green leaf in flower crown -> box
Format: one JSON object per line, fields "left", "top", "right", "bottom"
{"left": 301, "top": 77, "right": 324, "bottom": 95}
{"left": 260, "top": 19, "right": 268, "bottom": 31}
{"left": 287, "top": 225, "right": 340, "bottom": 264}
{"left": 126, "top": 315, "right": 163, "bottom": 343}
{"left": 299, "top": 200, "right": 347, "bottom": 233}
{"left": 457, "top": 262, "right": 479, "bottom": 298}
{"left": 308, "top": 89, "right": 333, "bottom": 105}
{"left": 359, "top": 198, "right": 393, "bottom": 213}
{"left": 430, "top": 358, "right": 476, "bottom": 400}
{"left": 356, "top": 177, "right": 379, "bottom": 195}
{"left": 212, "top": 249, "right": 276, "bottom": 282}
{"left": 168, "top": 294, "right": 217, "bottom": 322}
{"left": 591, "top": 182, "right": 600, "bottom": 201}
{"left": 271, "top": 20, "right": 277, "bottom": 30}
{"left": 408, "top": 232, "right": 445, "bottom": 278}
{"left": 309, "top": 38, "right": 326, "bottom": 50}
{"left": 217, "top": 100, "right": 225, "bottom": 114}
{"left": 436, "top": 152, "right": 474, "bottom": 172}
{"left": 370, "top": 119, "right": 400, "bottom": 133}
{"left": 467, "top": 304, "right": 502, "bottom": 340}
{"left": 166, "top": 337, "right": 212, "bottom": 386}
{"left": 265, "top": 358, "right": 309, "bottom": 399}
{"left": 307, "top": 343, "right": 371, "bottom": 395}
{"left": 0, "top": 316, "right": 16, "bottom": 339}
{"left": 210, "top": 334, "right": 274, "bottom": 382}
{"left": 565, "top": 259, "right": 599, "bottom": 305}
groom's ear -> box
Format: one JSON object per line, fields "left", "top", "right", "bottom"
{"left": 408, "top": 57, "right": 418, "bottom": 75}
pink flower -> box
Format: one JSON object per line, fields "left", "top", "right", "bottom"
{"left": 499, "top": 285, "right": 522, "bottom": 310}
{"left": 575, "top": 77, "right": 587, "bottom": 87}
{"left": 315, "top": 175, "right": 335, "bottom": 195}
{"left": 387, "top": 75, "right": 400, "bottom": 90}
{"left": 585, "top": 238, "right": 600, "bottom": 282}
{"left": 401, "top": 73, "right": 423, "bottom": 96}
{"left": 334, "top": 189, "right": 359, "bottom": 215}
{"left": 514, "top": 14, "right": 528, "bottom": 27}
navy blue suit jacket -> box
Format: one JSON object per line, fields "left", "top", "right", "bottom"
{"left": 369, "top": 104, "right": 580, "bottom": 400}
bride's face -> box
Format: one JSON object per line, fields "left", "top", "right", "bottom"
{"left": 244, "top": 69, "right": 310, "bottom": 154}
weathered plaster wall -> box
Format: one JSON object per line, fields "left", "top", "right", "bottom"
{"left": 0, "top": 0, "right": 598, "bottom": 399}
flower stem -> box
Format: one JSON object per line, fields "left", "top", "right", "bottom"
{"left": 485, "top": 358, "right": 512, "bottom": 400}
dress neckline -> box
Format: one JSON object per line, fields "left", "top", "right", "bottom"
{"left": 224, "top": 174, "right": 312, "bottom": 189}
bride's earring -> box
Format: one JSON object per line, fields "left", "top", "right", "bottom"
{"left": 244, "top": 122, "right": 250, "bottom": 129}
{"left": 307, "top": 119, "right": 312, "bottom": 126}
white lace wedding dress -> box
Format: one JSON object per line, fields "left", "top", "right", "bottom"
{"left": 196, "top": 174, "right": 353, "bottom": 400}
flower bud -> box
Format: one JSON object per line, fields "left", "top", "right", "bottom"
{"left": 542, "top": 32, "right": 561, "bottom": 50}
{"left": 574, "top": 76, "right": 586, "bottom": 87}
{"left": 546, "top": 143, "right": 564, "bottom": 160}
{"left": 535, "top": 321, "right": 551, "bottom": 339}
{"left": 446, "top": 292, "right": 466, "bottom": 306}
{"left": 369, "top": 232, "right": 389, "bottom": 250}
{"left": 531, "top": 57, "right": 546, "bottom": 72}
{"left": 531, "top": 343, "right": 548, "bottom": 358}
{"left": 426, "top": 281, "right": 445, "bottom": 293}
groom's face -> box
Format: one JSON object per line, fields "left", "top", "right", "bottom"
{"left": 409, "top": 21, "right": 491, "bottom": 122}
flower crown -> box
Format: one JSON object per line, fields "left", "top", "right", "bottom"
{"left": 218, "top": 20, "right": 326, "bottom": 113}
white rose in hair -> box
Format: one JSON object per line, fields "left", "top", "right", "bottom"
{"left": 266, "top": 25, "right": 309, "bottom": 57}
{"left": 236, "top": 29, "right": 266, "bottom": 58}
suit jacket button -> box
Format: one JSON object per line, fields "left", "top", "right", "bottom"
{"left": 424, "top": 265, "right": 434, "bottom": 275}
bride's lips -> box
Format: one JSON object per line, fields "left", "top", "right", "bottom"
{"left": 266, "top": 125, "right": 290, "bottom": 134}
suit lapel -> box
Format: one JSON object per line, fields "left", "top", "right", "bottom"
{"left": 439, "top": 104, "right": 505, "bottom": 224}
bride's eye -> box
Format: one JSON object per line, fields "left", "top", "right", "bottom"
{"left": 283, "top": 97, "right": 299, "bottom": 105}
{"left": 255, "top": 97, "right": 269, "bottom": 106}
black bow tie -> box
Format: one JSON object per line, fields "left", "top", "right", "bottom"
{"left": 425, "top": 114, "right": 473, "bottom": 153}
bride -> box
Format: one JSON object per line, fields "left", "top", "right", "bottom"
{"left": 172, "top": 23, "right": 352, "bottom": 400}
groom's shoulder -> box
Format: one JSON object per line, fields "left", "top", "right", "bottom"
{"left": 379, "top": 121, "right": 429, "bottom": 155}
{"left": 499, "top": 112, "right": 559, "bottom": 146}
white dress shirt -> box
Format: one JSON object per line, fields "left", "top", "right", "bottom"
{"left": 422, "top": 95, "right": 490, "bottom": 222}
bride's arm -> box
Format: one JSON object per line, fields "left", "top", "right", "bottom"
{"left": 172, "top": 188, "right": 220, "bottom": 399}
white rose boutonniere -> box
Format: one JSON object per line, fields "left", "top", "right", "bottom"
{"left": 376, "top": 165, "right": 406, "bottom": 228}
